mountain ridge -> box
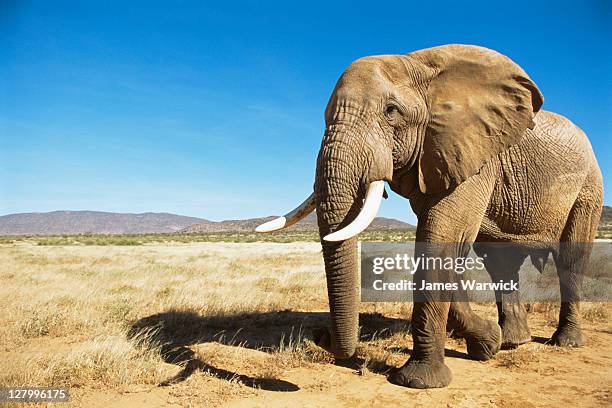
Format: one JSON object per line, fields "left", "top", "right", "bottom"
{"left": 180, "top": 212, "right": 415, "bottom": 234}
{"left": 2, "top": 206, "right": 609, "bottom": 236}
{"left": 0, "top": 210, "right": 415, "bottom": 235}
{"left": 0, "top": 210, "right": 207, "bottom": 235}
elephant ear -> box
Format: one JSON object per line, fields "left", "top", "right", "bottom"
{"left": 410, "top": 45, "right": 544, "bottom": 194}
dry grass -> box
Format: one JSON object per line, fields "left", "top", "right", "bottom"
{"left": 582, "top": 302, "right": 609, "bottom": 322}
{"left": 496, "top": 346, "right": 542, "bottom": 369}
{"left": 1, "top": 335, "right": 166, "bottom": 388}
{"left": 0, "top": 241, "right": 412, "bottom": 403}
{"left": 0, "top": 242, "right": 330, "bottom": 399}
{"left": 0, "top": 241, "right": 608, "bottom": 407}
{"left": 0, "top": 230, "right": 416, "bottom": 246}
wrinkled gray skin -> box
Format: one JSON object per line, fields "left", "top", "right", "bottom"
{"left": 312, "top": 45, "right": 603, "bottom": 388}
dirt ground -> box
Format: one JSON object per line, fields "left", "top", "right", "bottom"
{"left": 77, "top": 313, "right": 612, "bottom": 408}
{"left": 0, "top": 242, "right": 610, "bottom": 407}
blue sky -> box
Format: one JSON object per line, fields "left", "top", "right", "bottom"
{"left": 1, "top": 1, "right": 610, "bottom": 224}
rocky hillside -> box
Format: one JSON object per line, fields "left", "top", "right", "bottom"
{"left": 599, "top": 205, "right": 612, "bottom": 232}
{"left": 180, "top": 212, "right": 415, "bottom": 233}
{"left": 0, "top": 211, "right": 206, "bottom": 235}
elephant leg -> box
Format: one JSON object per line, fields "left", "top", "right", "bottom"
{"left": 550, "top": 244, "right": 587, "bottom": 347}
{"left": 474, "top": 244, "right": 531, "bottom": 349}
{"left": 495, "top": 290, "right": 531, "bottom": 348}
{"left": 392, "top": 293, "right": 453, "bottom": 389}
{"left": 391, "top": 165, "right": 500, "bottom": 388}
{"left": 437, "top": 244, "right": 502, "bottom": 360}
{"left": 448, "top": 300, "right": 502, "bottom": 360}
{"left": 549, "top": 180, "right": 601, "bottom": 347}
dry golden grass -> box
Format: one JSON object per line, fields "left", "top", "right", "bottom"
{"left": 581, "top": 302, "right": 609, "bottom": 322}
{"left": 0, "top": 242, "right": 334, "bottom": 404}
{"left": 0, "top": 242, "right": 609, "bottom": 407}
{"left": 1, "top": 335, "right": 166, "bottom": 388}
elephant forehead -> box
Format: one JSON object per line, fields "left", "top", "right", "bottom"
{"left": 337, "top": 60, "right": 391, "bottom": 95}
{"left": 334, "top": 57, "right": 425, "bottom": 106}
{"left": 346, "top": 55, "right": 423, "bottom": 85}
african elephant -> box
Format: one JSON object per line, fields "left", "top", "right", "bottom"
{"left": 256, "top": 44, "right": 603, "bottom": 388}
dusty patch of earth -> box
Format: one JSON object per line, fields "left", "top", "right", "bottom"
{"left": 75, "top": 312, "right": 611, "bottom": 408}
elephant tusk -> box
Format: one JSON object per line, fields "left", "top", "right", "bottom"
{"left": 323, "top": 180, "right": 385, "bottom": 242}
{"left": 255, "top": 193, "right": 316, "bottom": 233}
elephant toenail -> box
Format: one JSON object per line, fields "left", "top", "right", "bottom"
{"left": 408, "top": 378, "right": 426, "bottom": 389}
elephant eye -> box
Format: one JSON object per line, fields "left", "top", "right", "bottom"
{"left": 385, "top": 104, "right": 399, "bottom": 117}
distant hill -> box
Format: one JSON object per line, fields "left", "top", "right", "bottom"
{"left": 180, "top": 212, "right": 415, "bottom": 233}
{"left": 2, "top": 206, "right": 608, "bottom": 236}
{"left": 0, "top": 210, "right": 414, "bottom": 236}
{"left": 0, "top": 211, "right": 206, "bottom": 235}
{"left": 183, "top": 205, "right": 612, "bottom": 234}
{"left": 599, "top": 205, "right": 612, "bottom": 232}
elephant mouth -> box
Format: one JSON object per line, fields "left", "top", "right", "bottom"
{"left": 254, "top": 180, "right": 386, "bottom": 240}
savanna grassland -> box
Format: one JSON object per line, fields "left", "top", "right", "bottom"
{"left": 0, "top": 229, "right": 416, "bottom": 246}
{"left": 0, "top": 236, "right": 610, "bottom": 407}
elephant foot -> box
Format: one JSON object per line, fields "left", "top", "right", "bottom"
{"left": 465, "top": 320, "right": 502, "bottom": 361}
{"left": 390, "top": 358, "right": 452, "bottom": 389}
{"left": 548, "top": 325, "right": 584, "bottom": 347}
{"left": 499, "top": 308, "right": 532, "bottom": 349}
{"left": 312, "top": 327, "right": 357, "bottom": 359}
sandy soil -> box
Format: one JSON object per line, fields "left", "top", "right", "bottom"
{"left": 76, "top": 314, "right": 612, "bottom": 408}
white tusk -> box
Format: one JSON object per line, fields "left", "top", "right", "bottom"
{"left": 255, "top": 193, "right": 316, "bottom": 233}
{"left": 323, "top": 180, "right": 385, "bottom": 242}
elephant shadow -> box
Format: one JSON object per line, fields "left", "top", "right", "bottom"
{"left": 127, "top": 310, "right": 408, "bottom": 389}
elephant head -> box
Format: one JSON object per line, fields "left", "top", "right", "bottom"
{"left": 256, "top": 45, "right": 543, "bottom": 359}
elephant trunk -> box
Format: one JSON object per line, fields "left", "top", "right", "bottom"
{"left": 318, "top": 235, "right": 359, "bottom": 358}
{"left": 314, "top": 131, "right": 366, "bottom": 359}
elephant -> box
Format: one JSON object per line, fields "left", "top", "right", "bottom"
{"left": 255, "top": 44, "right": 603, "bottom": 388}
